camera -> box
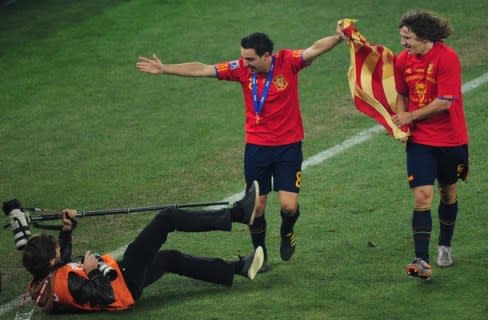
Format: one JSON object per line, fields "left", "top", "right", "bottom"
{"left": 2, "top": 199, "right": 32, "bottom": 250}
{"left": 83, "top": 253, "right": 118, "bottom": 281}
{"left": 96, "top": 255, "right": 118, "bottom": 281}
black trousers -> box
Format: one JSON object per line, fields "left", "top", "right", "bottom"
{"left": 118, "top": 207, "right": 235, "bottom": 300}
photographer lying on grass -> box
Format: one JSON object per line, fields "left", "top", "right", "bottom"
{"left": 17, "top": 181, "right": 263, "bottom": 313}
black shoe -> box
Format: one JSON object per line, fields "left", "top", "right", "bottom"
{"left": 258, "top": 251, "right": 270, "bottom": 273}
{"left": 280, "top": 231, "right": 296, "bottom": 261}
{"left": 234, "top": 180, "right": 259, "bottom": 225}
{"left": 239, "top": 246, "right": 264, "bottom": 280}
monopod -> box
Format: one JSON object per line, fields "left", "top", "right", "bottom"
{"left": 2, "top": 199, "right": 229, "bottom": 250}
{"left": 28, "top": 201, "right": 229, "bottom": 222}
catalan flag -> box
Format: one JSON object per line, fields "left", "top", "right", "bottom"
{"left": 338, "top": 19, "right": 409, "bottom": 141}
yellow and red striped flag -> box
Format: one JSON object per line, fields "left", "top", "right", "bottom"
{"left": 338, "top": 18, "right": 409, "bottom": 141}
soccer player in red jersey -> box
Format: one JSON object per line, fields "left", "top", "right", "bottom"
{"left": 392, "top": 10, "right": 469, "bottom": 280}
{"left": 137, "top": 26, "right": 345, "bottom": 270}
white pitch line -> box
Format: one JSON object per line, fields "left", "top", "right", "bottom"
{"left": 302, "top": 125, "right": 384, "bottom": 169}
{"left": 462, "top": 72, "right": 488, "bottom": 92}
{"left": 1, "top": 71, "right": 487, "bottom": 317}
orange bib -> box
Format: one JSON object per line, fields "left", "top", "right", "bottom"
{"left": 52, "top": 254, "right": 135, "bottom": 311}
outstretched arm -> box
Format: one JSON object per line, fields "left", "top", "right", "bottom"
{"left": 302, "top": 24, "right": 346, "bottom": 63}
{"left": 136, "top": 54, "right": 216, "bottom": 77}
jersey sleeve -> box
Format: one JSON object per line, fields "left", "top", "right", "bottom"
{"left": 394, "top": 51, "right": 408, "bottom": 95}
{"left": 282, "top": 49, "right": 308, "bottom": 73}
{"left": 214, "top": 59, "right": 245, "bottom": 81}
{"left": 436, "top": 49, "right": 462, "bottom": 101}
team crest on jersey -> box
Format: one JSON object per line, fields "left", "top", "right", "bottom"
{"left": 229, "top": 60, "right": 239, "bottom": 70}
{"left": 273, "top": 75, "right": 287, "bottom": 90}
{"left": 415, "top": 82, "right": 427, "bottom": 107}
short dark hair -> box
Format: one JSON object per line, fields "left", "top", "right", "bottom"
{"left": 22, "top": 234, "right": 58, "bottom": 279}
{"left": 399, "top": 10, "right": 452, "bottom": 42}
{"left": 240, "top": 32, "right": 274, "bottom": 57}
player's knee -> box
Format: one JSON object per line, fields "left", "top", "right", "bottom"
{"left": 280, "top": 206, "right": 297, "bottom": 216}
{"left": 439, "top": 184, "right": 457, "bottom": 204}
{"left": 414, "top": 188, "right": 433, "bottom": 208}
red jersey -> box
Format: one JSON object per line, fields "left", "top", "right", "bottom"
{"left": 215, "top": 49, "right": 309, "bottom": 146}
{"left": 394, "top": 41, "right": 468, "bottom": 146}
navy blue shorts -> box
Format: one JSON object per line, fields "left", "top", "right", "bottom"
{"left": 406, "top": 142, "right": 469, "bottom": 188}
{"left": 244, "top": 142, "right": 303, "bottom": 195}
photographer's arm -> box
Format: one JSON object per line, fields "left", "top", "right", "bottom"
{"left": 68, "top": 269, "right": 115, "bottom": 306}
{"left": 56, "top": 210, "right": 115, "bottom": 306}
{"left": 58, "top": 209, "right": 78, "bottom": 263}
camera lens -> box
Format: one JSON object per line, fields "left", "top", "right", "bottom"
{"left": 3, "top": 199, "right": 32, "bottom": 250}
{"left": 98, "top": 262, "right": 117, "bottom": 281}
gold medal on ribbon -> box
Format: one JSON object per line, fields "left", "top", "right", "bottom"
{"left": 252, "top": 56, "right": 275, "bottom": 127}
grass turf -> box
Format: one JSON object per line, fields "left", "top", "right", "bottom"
{"left": 1, "top": 0, "right": 488, "bottom": 319}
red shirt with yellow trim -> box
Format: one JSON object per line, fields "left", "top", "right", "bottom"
{"left": 215, "top": 49, "right": 309, "bottom": 146}
{"left": 394, "top": 41, "right": 468, "bottom": 146}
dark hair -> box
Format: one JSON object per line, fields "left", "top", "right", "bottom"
{"left": 399, "top": 10, "right": 452, "bottom": 42}
{"left": 240, "top": 32, "right": 274, "bottom": 57}
{"left": 22, "top": 234, "right": 58, "bottom": 279}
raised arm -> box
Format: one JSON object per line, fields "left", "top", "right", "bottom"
{"left": 58, "top": 209, "right": 78, "bottom": 263}
{"left": 302, "top": 24, "right": 346, "bottom": 63}
{"left": 136, "top": 54, "right": 216, "bottom": 77}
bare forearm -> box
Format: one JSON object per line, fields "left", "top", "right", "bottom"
{"left": 410, "top": 98, "right": 451, "bottom": 121}
{"left": 161, "top": 62, "right": 216, "bottom": 77}
{"left": 303, "top": 34, "right": 343, "bottom": 63}
{"left": 396, "top": 94, "right": 408, "bottom": 113}
{"left": 136, "top": 54, "right": 216, "bottom": 77}
{"left": 393, "top": 95, "right": 451, "bottom": 126}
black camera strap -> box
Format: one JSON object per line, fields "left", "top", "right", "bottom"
{"left": 30, "top": 222, "right": 63, "bottom": 230}
{"left": 31, "top": 216, "right": 78, "bottom": 231}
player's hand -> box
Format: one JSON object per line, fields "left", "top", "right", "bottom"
{"left": 61, "top": 209, "right": 77, "bottom": 231}
{"left": 392, "top": 112, "right": 413, "bottom": 127}
{"left": 83, "top": 251, "right": 99, "bottom": 274}
{"left": 336, "top": 23, "right": 347, "bottom": 40}
{"left": 136, "top": 54, "right": 164, "bottom": 74}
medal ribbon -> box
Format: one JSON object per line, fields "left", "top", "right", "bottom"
{"left": 252, "top": 56, "right": 275, "bottom": 122}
